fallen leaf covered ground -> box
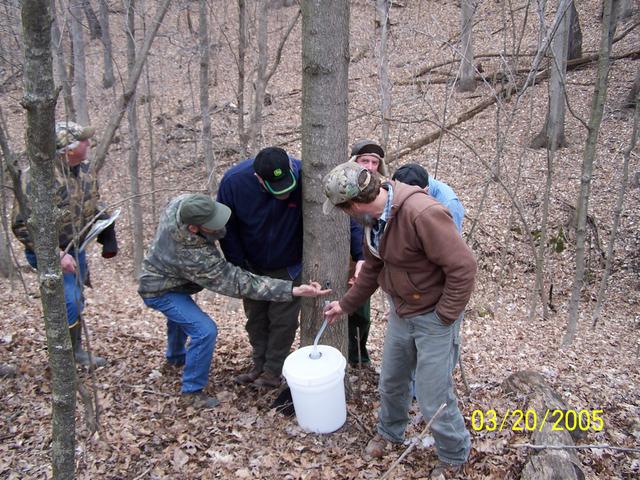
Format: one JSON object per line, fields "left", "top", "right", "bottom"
{"left": 0, "top": 0, "right": 639, "bottom": 478}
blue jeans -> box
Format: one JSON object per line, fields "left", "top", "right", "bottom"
{"left": 25, "top": 250, "right": 87, "bottom": 327}
{"left": 143, "top": 292, "right": 218, "bottom": 393}
{"left": 377, "top": 306, "right": 470, "bottom": 465}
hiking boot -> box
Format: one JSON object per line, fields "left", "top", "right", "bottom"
{"left": 70, "top": 323, "right": 106, "bottom": 367}
{"left": 0, "top": 363, "right": 17, "bottom": 377}
{"left": 181, "top": 390, "right": 220, "bottom": 409}
{"left": 252, "top": 371, "right": 281, "bottom": 389}
{"left": 161, "top": 360, "right": 185, "bottom": 375}
{"left": 364, "top": 433, "right": 389, "bottom": 459}
{"left": 430, "top": 461, "right": 463, "bottom": 479}
{"left": 74, "top": 349, "right": 107, "bottom": 367}
{"left": 234, "top": 367, "right": 262, "bottom": 385}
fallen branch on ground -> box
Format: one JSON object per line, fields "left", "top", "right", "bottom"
{"left": 511, "top": 443, "right": 640, "bottom": 453}
{"left": 380, "top": 402, "right": 447, "bottom": 480}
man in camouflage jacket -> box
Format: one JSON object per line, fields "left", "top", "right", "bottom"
{"left": 138, "top": 193, "right": 328, "bottom": 409}
{"left": 11, "top": 121, "right": 118, "bottom": 366}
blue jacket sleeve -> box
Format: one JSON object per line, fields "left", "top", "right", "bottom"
{"left": 216, "top": 178, "right": 246, "bottom": 267}
{"left": 445, "top": 199, "right": 465, "bottom": 234}
{"left": 350, "top": 219, "right": 364, "bottom": 261}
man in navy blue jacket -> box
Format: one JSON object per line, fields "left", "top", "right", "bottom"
{"left": 217, "top": 147, "right": 304, "bottom": 388}
{"left": 218, "top": 147, "right": 366, "bottom": 387}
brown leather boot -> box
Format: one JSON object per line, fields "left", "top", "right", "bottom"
{"left": 252, "top": 371, "right": 281, "bottom": 389}
{"left": 234, "top": 366, "right": 262, "bottom": 385}
{"left": 181, "top": 390, "right": 220, "bottom": 409}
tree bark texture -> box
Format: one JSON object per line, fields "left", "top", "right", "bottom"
{"left": 375, "top": 0, "right": 391, "bottom": 149}
{"left": 567, "top": 2, "right": 582, "bottom": 61}
{"left": 300, "top": 0, "right": 350, "bottom": 354}
{"left": 249, "top": 0, "right": 269, "bottom": 153}
{"left": 623, "top": 67, "right": 640, "bottom": 109}
{"left": 21, "top": 1, "right": 77, "bottom": 478}
{"left": 69, "top": 0, "right": 90, "bottom": 125}
{"left": 199, "top": 0, "right": 215, "bottom": 190}
{"left": 457, "top": 0, "right": 477, "bottom": 93}
{"left": 237, "top": 0, "right": 248, "bottom": 158}
{"left": 82, "top": 0, "right": 102, "bottom": 40}
{"left": 125, "top": 0, "right": 144, "bottom": 278}
{"left": 564, "top": 0, "right": 615, "bottom": 346}
{"left": 50, "top": 0, "right": 76, "bottom": 121}
{"left": 530, "top": 0, "right": 571, "bottom": 150}
{"left": 98, "top": 0, "right": 115, "bottom": 88}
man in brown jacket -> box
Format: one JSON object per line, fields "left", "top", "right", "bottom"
{"left": 322, "top": 162, "right": 476, "bottom": 477}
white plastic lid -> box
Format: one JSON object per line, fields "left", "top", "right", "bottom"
{"left": 282, "top": 345, "right": 346, "bottom": 385}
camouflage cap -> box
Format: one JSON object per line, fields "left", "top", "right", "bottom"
{"left": 322, "top": 162, "right": 372, "bottom": 214}
{"left": 55, "top": 121, "right": 95, "bottom": 152}
{"left": 179, "top": 194, "right": 231, "bottom": 231}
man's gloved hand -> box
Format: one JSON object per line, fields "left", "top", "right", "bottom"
{"left": 97, "top": 222, "right": 118, "bottom": 258}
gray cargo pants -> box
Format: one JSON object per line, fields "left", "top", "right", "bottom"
{"left": 242, "top": 267, "right": 301, "bottom": 376}
{"left": 377, "top": 306, "right": 470, "bottom": 465}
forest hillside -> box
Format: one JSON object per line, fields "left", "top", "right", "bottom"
{"left": 0, "top": 1, "right": 638, "bottom": 479}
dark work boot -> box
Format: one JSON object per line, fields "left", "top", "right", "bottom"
{"left": 234, "top": 366, "right": 262, "bottom": 385}
{"left": 181, "top": 390, "right": 220, "bottom": 409}
{"left": 70, "top": 324, "right": 106, "bottom": 367}
{"left": 252, "top": 371, "right": 281, "bottom": 389}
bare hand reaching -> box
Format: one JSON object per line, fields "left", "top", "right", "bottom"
{"left": 292, "top": 281, "right": 332, "bottom": 298}
{"left": 60, "top": 252, "right": 76, "bottom": 273}
{"left": 323, "top": 300, "right": 344, "bottom": 325}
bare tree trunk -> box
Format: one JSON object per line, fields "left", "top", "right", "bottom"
{"left": 98, "top": 0, "right": 115, "bottom": 89}
{"left": 142, "top": 27, "right": 157, "bottom": 220}
{"left": 592, "top": 88, "right": 638, "bottom": 327}
{"left": 21, "top": 1, "right": 77, "bottom": 477}
{"left": 615, "top": 0, "right": 634, "bottom": 21}
{"left": 237, "top": 0, "right": 248, "bottom": 158}
{"left": 623, "top": 68, "right": 640, "bottom": 109}
{"left": 300, "top": 0, "right": 349, "bottom": 354}
{"left": 457, "top": 0, "right": 477, "bottom": 93}
{"left": 125, "top": 0, "right": 143, "bottom": 278}
{"left": 375, "top": 0, "right": 391, "bottom": 150}
{"left": 69, "top": 0, "right": 90, "bottom": 125}
{"left": 530, "top": 0, "right": 571, "bottom": 150}
{"left": 564, "top": 0, "right": 615, "bottom": 347}
{"left": 199, "top": 0, "right": 215, "bottom": 191}
{"left": 82, "top": 0, "right": 101, "bottom": 39}
{"left": 91, "top": 0, "right": 172, "bottom": 174}
{"left": 249, "top": 0, "right": 269, "bottom": 153}
{"left": 567, "top": 2, "right": 582, "bottom": 60}
{"left": 0, "top": 144, "right": 14, "bottom": 277}
{"left": 51, "top": 0, "right": 76, "bottom": 121}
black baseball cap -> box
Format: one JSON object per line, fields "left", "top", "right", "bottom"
{"left": 253, "top": 147, "right": 297, "bottom": 195}
{"left": 350, "top": 139, "right": 385, "bottom": 158}
{"left": 392, "top": 163, "right": 429, "bottom": 189}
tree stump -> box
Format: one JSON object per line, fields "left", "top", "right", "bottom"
{"left": 502, "top": 370, "right": 585, "bottom": 480}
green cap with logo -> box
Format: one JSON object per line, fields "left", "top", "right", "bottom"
{"left": 322, "top": 162, "right": 372, "bottom": 214}
{"left": 179, "top": 194, "right": 231, "bottom": 230}
{"left": 253, "top": 147, "right": 297, "bottom": 196}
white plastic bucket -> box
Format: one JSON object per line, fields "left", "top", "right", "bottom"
{"left": 282, "top": 345, "right": 347, "bottom": 434}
